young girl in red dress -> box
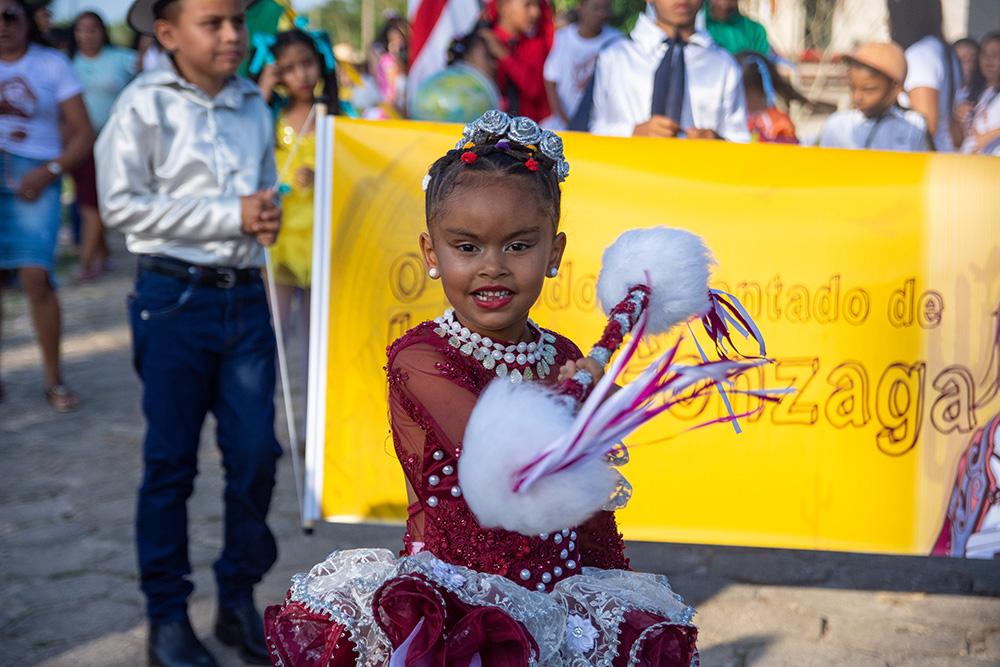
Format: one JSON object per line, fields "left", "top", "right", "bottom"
{"left": 264, "top": 111, "right": 699, "bottom": 666}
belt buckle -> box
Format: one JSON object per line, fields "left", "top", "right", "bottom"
{"left": 216, "top": 267, "right": 237, "bottom": 289}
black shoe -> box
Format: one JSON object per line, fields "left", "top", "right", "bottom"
{"left": 214, "top": 603, "right": 270, "bottom": 665}
{"left": 148, "top": 617, "right": 218, "bottom": 667}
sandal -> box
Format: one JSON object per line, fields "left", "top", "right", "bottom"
{"left": 45, "top": 385, "right": 80, "bottom": 413}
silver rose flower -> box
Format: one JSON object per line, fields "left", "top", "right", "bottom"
{"left": 538, "top": 130, "right": 564, "bottom": 161}
{"left": 508, "top": 116, "right": 543, "bottom": 145}
{"left": 457, "top": 122, "right": 478, "bottom": 147}
{"left": 555, "top": 159, "right": 570, "bottom": 182}
{"left": 474, "top": 109, "right": 511, "bottom": 139}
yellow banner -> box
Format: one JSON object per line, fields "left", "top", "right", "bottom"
{"left": 312, "top": 117, "right": 1000, "bottom": 556}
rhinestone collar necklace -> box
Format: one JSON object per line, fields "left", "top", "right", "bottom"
{"left": 433, "top": 309, "right": 557, "bottom": 383}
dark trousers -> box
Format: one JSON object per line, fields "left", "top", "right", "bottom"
{"left": 129, "top": 267, "right": 281, "bottom": 623}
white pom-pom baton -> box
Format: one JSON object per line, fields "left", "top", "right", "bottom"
{"left": 459, "top": 227, "right": 774, "bottom": 535}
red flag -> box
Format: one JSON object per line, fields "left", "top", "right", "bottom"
{"left": 406, "top": 0, "right": 482, "bottom": 110}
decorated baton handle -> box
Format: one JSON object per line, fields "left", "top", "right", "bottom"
{"left": 556, "top": 284, "right": 651, "bottom": 404}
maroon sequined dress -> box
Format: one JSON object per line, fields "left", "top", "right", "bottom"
{"left": 264, "top": 322, "right": 699, "bottom": 666}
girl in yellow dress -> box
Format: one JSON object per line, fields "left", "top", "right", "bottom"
{"left": 261, "top": 27, "right": 338, "bottom": 354}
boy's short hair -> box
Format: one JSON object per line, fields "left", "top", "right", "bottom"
{"left": 152, "top": 0, "right": 180, "bottom": 21}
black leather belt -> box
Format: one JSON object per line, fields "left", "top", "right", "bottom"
{"left": 138, "top": 255, "right": 260, "bottom": 289}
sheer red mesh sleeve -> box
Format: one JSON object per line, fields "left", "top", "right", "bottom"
{"left": 388, "top": 341, "right": 478, "bottom": 545}
{"left": 577, "top": 511, "right": 630, "bottom": 570}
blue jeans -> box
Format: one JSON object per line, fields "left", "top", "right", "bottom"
{"left": 129, "top": 267, "right": 281, "bottom": 622}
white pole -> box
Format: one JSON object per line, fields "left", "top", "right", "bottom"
{"left": 264, "top": 250, "right": 304, "bottom": 520}
{"left": 268, "top": 104, "right": 318, "bottom": 525}
{"left": 303, "top": 105, "right": 332, "bottom": 531}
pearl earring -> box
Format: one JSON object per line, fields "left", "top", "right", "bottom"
{"left": 548, "top": 267, "right": 558, "bottom": 278}
{"left": 428, "top": 267, "right": 440, "bottom": 279}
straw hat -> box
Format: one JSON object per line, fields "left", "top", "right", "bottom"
{"left": 127, "top": 0, "right": 255, "bottom": 35}
{"left": 844, "top": 42, "right": 908, "bottom": 84}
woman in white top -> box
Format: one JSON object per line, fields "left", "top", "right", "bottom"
{"left": 961, "top": 32, "right": 1000, "bottom": 156}
{"left": 889, "top": 0, "right": 961, "bottom": 152}
{"left": 0, "top": 0, "right": 94, "bottom": 410}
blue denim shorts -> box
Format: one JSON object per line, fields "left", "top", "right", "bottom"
{"left": 0, "top": 151, "right": 62, "bottom": 272}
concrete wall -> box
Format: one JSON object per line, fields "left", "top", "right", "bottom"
{"left": 738, "top": 0, "right": 991, "bottom": 58}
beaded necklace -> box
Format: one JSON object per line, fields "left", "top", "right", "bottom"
{"left": 433, "top": 309, "right": 558, "bottom": 382}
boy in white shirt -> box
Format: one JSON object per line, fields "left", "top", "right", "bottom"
{"left": 543, "top": 0, "right": 620, "bottom": 129}
{"left": 588, "top": 0, "right": 748, "bottom": 142}
{"left": 819, "top": 42, "right": 930, "bottom": 152}
{"left": 96, "top": 0, "right": 281, "bottom": 663}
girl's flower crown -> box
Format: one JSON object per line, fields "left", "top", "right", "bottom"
{"left": 423, "top": 110, "right": 570, "bottom": 190}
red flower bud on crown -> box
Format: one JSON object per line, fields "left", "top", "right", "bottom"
{"left": 461, "top": 151, "right": 478, "bottom": 164}
{"left": 525, "top": 158, "right": 539, "bottom": 172}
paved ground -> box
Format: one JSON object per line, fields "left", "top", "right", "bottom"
{"left": 2, "top": 248, "right": 999, "bottom": 667}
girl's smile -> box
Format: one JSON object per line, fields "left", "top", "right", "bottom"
{"left": 471, "top": 285, "right": 516, "bottom": 310}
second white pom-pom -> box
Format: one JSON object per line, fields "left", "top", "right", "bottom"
{"left": 458, "top": 379, "right": 619, "bottom": 535}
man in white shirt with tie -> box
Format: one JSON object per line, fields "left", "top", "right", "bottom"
{"left": 589, "top": 0, "right": 749, "bottom": 142}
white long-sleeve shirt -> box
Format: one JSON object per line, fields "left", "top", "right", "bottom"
{"left": 95, "top": 61, "right": 276, "bottom": 268}
{"left": 589, "top": 12, "right": 749, "bottom": 142}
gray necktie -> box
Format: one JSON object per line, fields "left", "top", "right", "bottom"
{"left": 650, "top": 36, "right": 687, "bottom": 123}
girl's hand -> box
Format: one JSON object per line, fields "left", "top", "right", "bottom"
{"left": 294, "top": 165, "right": 315, "bottom": 189}
{"left": 558, "top": 356, "right": 605, "bottom": 384}
{"left": 17, "top": 166, "right": 56, "bottom": 202}
{"left": 972, "top": 127, "right": 1000, "bottom": 153}
{"left": 955, "top": 100, "right": 975, "bottom": 124}
{"left": 258, "top": 64, "right": 279, "bottom": 102}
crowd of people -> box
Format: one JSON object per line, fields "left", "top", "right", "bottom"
{"left": 0, "top": 0, "right": 998, "bottom": 664}
{"left": 363, "top": 0, "right": 1000, "bottom": 155}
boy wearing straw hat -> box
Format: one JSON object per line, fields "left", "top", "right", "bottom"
{"left": 95, "top": 0, "right": 281, "bottom": 665}
{"left": 819, "top": 42, "right": 930, "bottom": 151}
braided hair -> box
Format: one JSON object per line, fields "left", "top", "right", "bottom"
{"left": 424, "top": 140, "right": 562, "bottom": 230}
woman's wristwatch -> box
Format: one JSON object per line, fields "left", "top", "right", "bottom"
{"left": 46, "top": 161, "right": 63, "bottom": 177}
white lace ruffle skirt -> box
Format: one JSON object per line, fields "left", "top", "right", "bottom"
{"left": 264, "top": 548, "right": 698, "bottom": 666}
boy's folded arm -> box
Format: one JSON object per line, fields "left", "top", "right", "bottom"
{"left": 96, "top": 106, "right": 245, "bottom": 243}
